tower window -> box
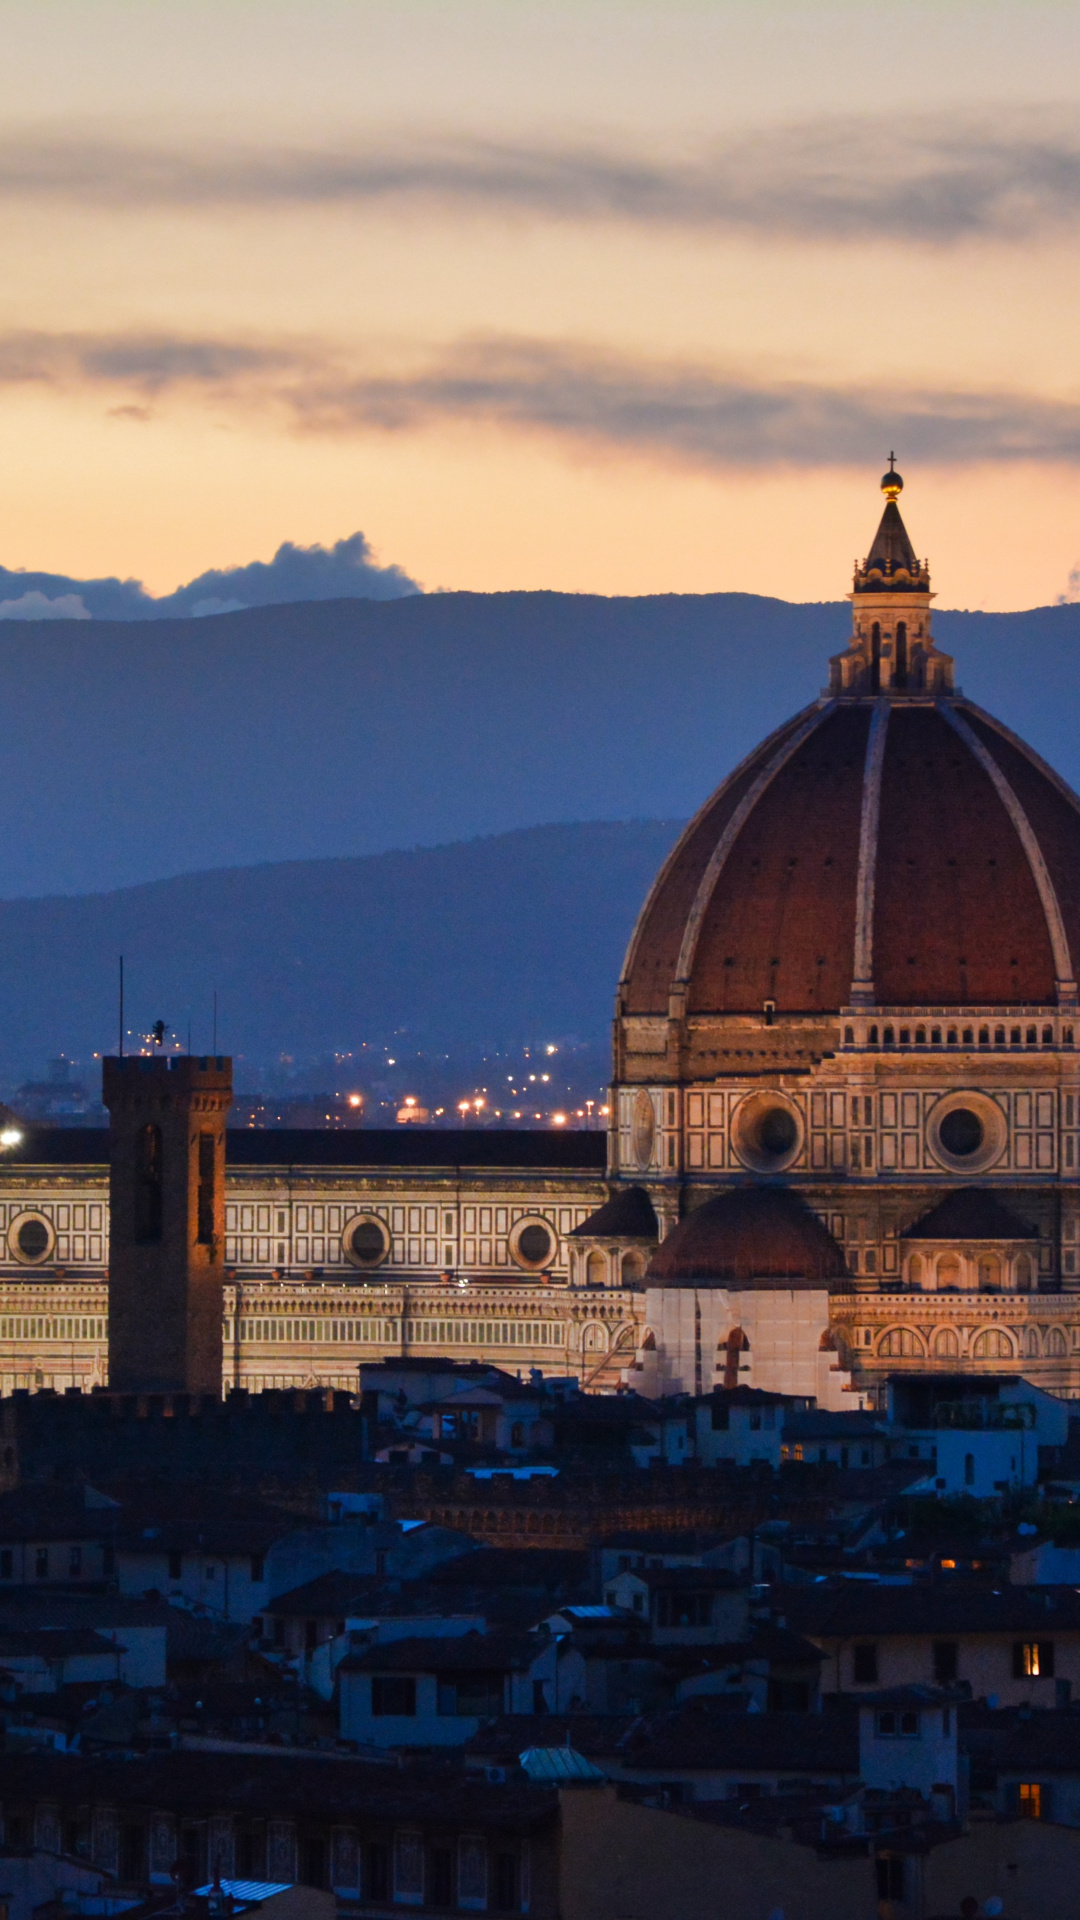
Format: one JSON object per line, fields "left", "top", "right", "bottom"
{"left": 135, "top": 1124, "right": 163, "bottom": 1244}
{"left": 1027, "top": 1027, "right": 1037, "bottom": 1046}
{"left": 1012, "top": 1027, "right": 1022, "bottom": 1046}
{"left": 995, "top": 1027, "right": 1005, "bottom": 1046}
{"left": 895, "top": 620, "right": 908, "bottom": 688}
{"left": 931, "top": 1028, "right": 942, "bottom": 1046}
{"left": 915, "top": 1027, "right": 926, "bottom": 1045}
{"left": 197, "top": 1131, "right": 216, "bottom": 1245}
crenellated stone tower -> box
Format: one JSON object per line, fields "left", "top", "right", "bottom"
{"left": 102, "top": 1054, "right": 232, "bottom": 1393}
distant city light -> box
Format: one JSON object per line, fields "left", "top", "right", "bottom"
{"left": 545, "top": 1044, "right": 557, "bottom": 1055}
{"left": 347, "top": 1093, "right": 362, "bottom": 1108}
{"left": 552, "top": 1112, "right": 567, "bottom": 1126}
{"left": 387, "top": 1058, "right": 396, "bottom": 1065}
{"left": 0, "top": 1128, "right": 23, "bottom": 1149}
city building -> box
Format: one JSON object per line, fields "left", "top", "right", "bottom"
{"left": 0, "top": 468, "right": 1076, "bottom": 1402}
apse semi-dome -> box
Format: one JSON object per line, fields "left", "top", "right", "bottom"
{"left": 619, "top": 475, "right": 1080, "bottom": 1019}
{"left": 645, "top": 1186, "right": 849, "bottom": 1288}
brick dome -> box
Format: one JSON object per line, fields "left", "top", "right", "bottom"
{"left": 645, "top": 1186, "right": 849, "bottom": 1288}
{"left": 620, "top": 691, "right": 1080, "bottom": 1017}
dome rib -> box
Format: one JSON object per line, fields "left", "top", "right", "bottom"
{"left": 618, "top": 702, "right": 820, "bottom": 1015}
{"left": 673, "top": 701, "right": 835, "bottom": 992}
{"left": 940, "top": 701, "right": 1077, "bottom": 1006}
{"left": 850, "top": 698, "right": 890, "bottom": 1007}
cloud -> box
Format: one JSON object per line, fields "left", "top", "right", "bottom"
{"left": 6, "top": 322, "right": 1080, "bottom": 480}
{"left": 0, "top": 591, "right": 90, "bottom": 621}
{"left": 277, "top": 337, "right": 1080, "bottom": 472}
{"left": 160, "top": 532, "right": 420, "bottom": 614}
{"left": 3, "top": 116, "right": 1080, "bottom": 243}
{"left": 0, "top": 533, "right": 419, "bottom": 622}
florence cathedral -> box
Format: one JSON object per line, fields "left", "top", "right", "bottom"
{"left": 2, "top": 467, "right": 1080, "bottom": 1407}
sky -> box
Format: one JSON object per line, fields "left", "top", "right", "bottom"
{"left": 2, "top": 2, "right": 1080, "bottom": 609}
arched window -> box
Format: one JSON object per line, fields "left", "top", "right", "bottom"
{"left": 622, "top": 1250, "right": 647, "bottom": 1285}
{"left": 586, "top": 1249, "right": 607, "bottom": 1287}
{"left": 937, "top": 1254, "right": 961, "bottom": 1290}
{"left": 977, "top": 1255, "right": 1001, "bottom": 1292}
{"left": 962, "top": 1027, "right": 974, "bottom": 1046}
{"left": 1046, "top": 1326, "right": 1067, "bottom": 1357}
{"left": 1024, "top": 1326, "right": 1040, "bottom": 1358}
{"left": 1043, "top": 1025, "right": 1054, "bottom": 1047}
{"left": 947, "top": 1028, "right": 958, "bottom": 1047}
{"left": 972, "top": 1327, "right": 1013, "bottom": 1359}
{"left": 1015, "top": 1254, "right": 1033, "bottom": 1292}
{"left": 900, "top": 1028, "right": 910, "bottom": 1046}
{"left": 916, "top": 1028, "right": 927, "bottom": 1046}
{"left": 871, "top": 622, "right": 881, "bottom": 692}
{"left": 869, "top": 1025, "right": 879, "bottom": 1045}
{"left": 979, "top": 1027, "right": 990, "bottom": 1047}
{"left": 908, "top": 1254, "right": 924, "bottom": 1289}
{"left": 1011, "top": 1027, "right": 1022, "bottom": 1047}
{"left": 135, "top": 1123, "right": 163, "bottom": 1244}
{"left": 932, "top": 1028, "right": 942, "bottom": 1046}
{"left": 934, "top": 1327, "right": 959, "bottom": 1358}
{"left": 877, "top": 1327, "right": 924, "bottom": 1358}
{"left": 995, "top": 1027, "right": 1005, "bottom": 1047}
{"left": 883, "top": 1026, "right": 895, "bottom": 1047}
{"left": 895, "top": 620, "right": 908, "bottom": 688}
{"left": 844, "top": 1026, "right": 855, "bottom": 1046}
{"left": 1027, "top": 1026, "right": 1037, "bottom": 1046}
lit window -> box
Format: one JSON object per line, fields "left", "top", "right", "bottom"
{"left": 1019, "top": 1783, "right": 1043, "bottom": 1819}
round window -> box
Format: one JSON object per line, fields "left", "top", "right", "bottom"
{"left": 927, "top": 1091, "right": 1006, "bottom": 1174}
{"left": 11, "top": 1215, "right": 50, "bottom": 1263}
{"left": 938, "top": 1108, "right": 983, "bottom": 1158}
{"left": 732, "top": 1091, "right": 803, "bottom": 1173}
{"left": 632, "top": 1092, "right": 655, "bottom": 1172}
{"left": 343, "top": 1216, "right": 389, "bottom": 1269}
{"left": 513, "top": 1221, "right": 555, "bottom": 1269}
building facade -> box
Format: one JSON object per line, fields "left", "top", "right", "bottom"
{"left": 0, "top": 468, "right": 1079, "bottom": 1405}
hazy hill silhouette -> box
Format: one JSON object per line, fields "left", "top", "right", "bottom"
{"left": 0, "top": 820, "right": 682, "bottom": 1078}
{"left": 1, "top": 589, "right": 1077, "bottom": 898}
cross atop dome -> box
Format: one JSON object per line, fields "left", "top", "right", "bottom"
{"left": 829, "top": 461, "right": 953, "bottom": 697}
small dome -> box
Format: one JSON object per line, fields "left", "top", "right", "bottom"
{"left": 903, "top": 1188, "right": 1038, "bottom": 1242}
{"left": 646, "top": 1186, "right": 848, "bottom": 1289}
{"left": 881, "top": 464, "right": 903, "bottom": 496}
{"left": 570, "top": 1185, "right": 659, "bottom": 1240}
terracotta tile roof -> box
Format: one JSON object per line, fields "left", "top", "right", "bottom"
{"left": 646, "top": 1187, "right": 848, "bottom": 1289}
{"left": 903, "top": 1188, "right": 1038, "bottom": 1241}
{"left": 570, "top": 1186, "right": 659, "bottom": 1240}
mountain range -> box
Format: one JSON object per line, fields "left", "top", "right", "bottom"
{"left": 0, "top": 820, "right": 681, "bottom": 1082}
{"left": 2, "top": 590, "right": 1078, "bottom": 900}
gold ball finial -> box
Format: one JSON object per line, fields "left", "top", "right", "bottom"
{"left": 881, "top": 451, "right": 903, "bottom": 503}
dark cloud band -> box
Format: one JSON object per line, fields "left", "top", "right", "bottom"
{"left": 2, "top": 117, "right": 1080, "bottom": 242}
{"left": 4, "top": 325, "right": 1080, "bottom": 470}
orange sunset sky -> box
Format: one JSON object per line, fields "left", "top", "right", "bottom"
{"left": 3, "top": 0, "right": 1080, "bottom": 609}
